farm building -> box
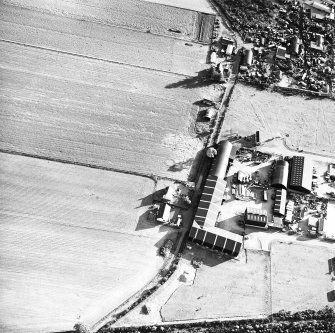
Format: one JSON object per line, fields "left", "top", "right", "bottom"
{"left": 273, "top": 188, "right": 287, "bottom": 217}
{"left": 272, "top": 160, "right": 289, "bottom": 189}
{"left": 244, "top": 207, "right": 268, "bottom": 228}
{"left": 194, "top": 175, "right": 226, "bottom": 228}
{"left": 156, "top": 203, "right": 171, "bottom": 223}
{"left": 209, "top": 140, "right": 233, "bottom": 179}
{"left": 289, "top": 156, "right": 313, "bottom": 194}
{"left": 188, "top": 223, "right": 242, "bottom": 257}
{"left": 242, "top": 49, "right": 253, "bottom": 67}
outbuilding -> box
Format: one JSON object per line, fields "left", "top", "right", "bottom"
{"left": 243, "top": 49, "right": 253, "bottom": 67}
{"left": 244, "top": 207, "right": 268, "bottom": 228}
{"left": 273, "top": 188, "right": 287, "bottom": 217}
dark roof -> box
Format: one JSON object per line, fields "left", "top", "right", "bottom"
{"left": 289, "top": 156, "right": 312, "bottom": 193}
{"left": 209, "top": 140, "right": 232, "bottom": 179}
{"left": 272, "top": 160, "right": 289, "bottom": 189}
{"left": 273, "top": 188, "right": 287, "bottom": 216}
{"left": 194, "top": 175, "right": 226, "bottom": 227}
{"left": 188, "top": 224, "right": 243, "bottom": 257}
{"left": 244, "top": 207, "right": 268, "bottom": 227}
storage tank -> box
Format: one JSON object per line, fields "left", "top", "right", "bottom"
{"left": 272, "top": 160, "right": 289, "bottom": 189}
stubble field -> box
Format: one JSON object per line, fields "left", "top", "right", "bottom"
{"left": 223, "top": 84, "right": 335, "bottom": 156}
{"left": 0, "top": 152, "right": 177, "bottom": 333}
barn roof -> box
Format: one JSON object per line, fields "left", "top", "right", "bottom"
{"left": 289, "top": 156, "right": 313, "bottom": 193}
{"left": 188, "top": 223, "right": 243, "bottom": 257}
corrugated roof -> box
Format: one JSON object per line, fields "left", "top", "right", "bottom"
{"left": 289, "top": 156, "right": 312, "bottom": 193}
{"left": 273, "top": 188, "right": 287, "bottom": 216}
{"left": 244, "top": 207, "right": 268, "bottom": 226}
{"left": 272, "top": 160, "right": 289, "bottom": 189}
{"left": 194, "top": 176, "right": 226, "bottom": 228}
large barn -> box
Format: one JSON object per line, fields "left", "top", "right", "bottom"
{"left": 188, "top": 223, "right": 242, "bottom": 257}
{"left": 289, "top": 156, "right": 313, "bottom": 193}
{"left": 190, "top": 140, "right": 243, "bottom": 257}
{"left": 272, "top": 160, "right": 289, "bottom": 189}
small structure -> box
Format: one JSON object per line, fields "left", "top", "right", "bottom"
{"left": 226, "top": 44, "right": 234, "bottom": 56}
{"left": 210, "top": 51, "right": 217, "bottom": 64}
{"left": 310, "top": 33, "right": 324, "bottom": 51}
{"left": 291, "top": 36, "right": 301, "bottom": 55}
{"left": 209, "top": 140, "right": 233, "bottom": 179}
{"left": 310, "top": 1, "right": 331, "bottom": 13}
{"left": 285, "top": 200, "right": 294, "bottom": 223}
{"left": 272, "top": 160, "right": 289, "bottom": 189}
{"left": 273, "top": 188, "right": 287, "bottom": 217}
{"left": 289, "top": 156, "right": 313, "bottom": 194}
{"left": 243, "top": 49, "right": 253, "bottom": 67}
{"left": 244, "top": 207, "right": 268, "bottom": 228}
{"left": 255, "top": 130, "right": 261, "bottom": 146}
{"left": 156, "top": 203, "right": 171, "bottom": 223}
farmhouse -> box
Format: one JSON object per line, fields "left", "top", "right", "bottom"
{"left": 244, "top": 207, "right": 268, "bottom": 228}
{"left": 272, "top": 160, "right": 289, "bottom": 189}
{"left": 289, "top": 156, "right": 313, "bottom": 194}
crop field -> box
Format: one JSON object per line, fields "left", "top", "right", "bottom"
{"left": 222, "top": 84, "right": 335, "bottom": 157}
{"left": 0, "top": 0, "right": 220, "bottom": 181}
{"left": 161, "top": 249, "right": 271, "bottom": 321}
{"left": 271, "top": 241, "right": 335, "bottom": 313}
{"left": 0, "top": 4, "right": 210, "bottom": 76}
{"left": 0, "top": 153, "right": 177, "bottom": 333}
{"left": 3, "top": 0, "right": 213, "bottom": 43}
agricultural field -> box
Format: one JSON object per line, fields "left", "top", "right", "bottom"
{"left": 2, "top": 0, "right": 209, "bottom": 43}
{"left": 0, "top": 0, "right": 220, "bottom": 181}
{"left": 271, "top": 241, "right": 335, "bottom": 313}
{"left": 0, "top": 153, "right": 178, "bottom": 333}
{"left": 222, "top": 84, "right": 335, "bottom": 157}
{"left": 161, "top": 249, "right": 271, "bottom": 321}
{"left": 0, "top": 3, "right": 209, "bottom": 76}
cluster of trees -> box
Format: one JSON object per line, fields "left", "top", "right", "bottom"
{"left": 99, "top": 307, "right": 335, "bottom": 333}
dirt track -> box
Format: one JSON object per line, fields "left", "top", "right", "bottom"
{"left": 0, "top": 152, "right": 177, "bottom": 333}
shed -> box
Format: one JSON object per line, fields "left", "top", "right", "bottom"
{"left": 272, "top": 160, "right": 289, "bottom": 189}
{"left": 276, "top": 46, "right": 286, "bottom": 60}
{"left": 226, "top": 44, "right": 234, "bottom": 56}
{"left": 273, "top": 188, "right": 287, "bottom": 217}
{"left": 209, "top": 140, "right": 233, "bottom": 179}
{"left": 244, "top": 207, "right": 268, "bottom": 228}
{"left": 291, "top": 36, "right": 301, "bottom": 55}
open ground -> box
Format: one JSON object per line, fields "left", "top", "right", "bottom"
{"left": 0, "top": 152, "right": 178, "bottom": 333}
{"left": 0, "top": 0, "right": 220, "bottom": 181}
{"left": 222, "top": 84, "right": 335, "bottom": 157}
{"left": 156, "top": 241, "right": 335, "bottom": 323}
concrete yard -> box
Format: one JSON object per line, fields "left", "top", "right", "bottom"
{"left": 223, "top": 84, "right": 335, "bottom": 157}
{"left": 0, "top": 0, "right": 220, "bottom": 181}
{"left": 0, "top": 153, "right": 177, "bottom": 333}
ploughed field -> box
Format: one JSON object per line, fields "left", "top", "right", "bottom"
{"left": 0, "top": 153, "right": 176, "bottom": 333}
{"left": 0, "top": 0, "right": 217, "bottom": 180}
